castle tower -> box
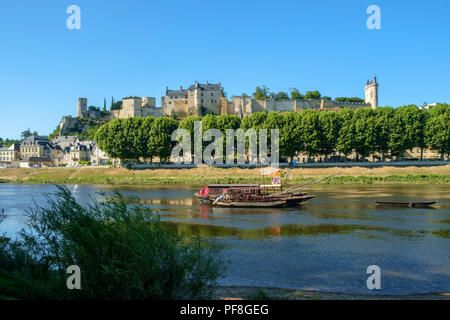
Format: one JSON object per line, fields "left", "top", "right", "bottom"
{"left": 142, "top": 97, "right": 156, "bottom": 108}
{"left": 122, "top": 97, "right": 143, "bottom": 118}
{"left": 364, "top": 77, "right": 378, "bottom": 109}
{"left": 77, "top": 98, "right": 88, "bottom": 118}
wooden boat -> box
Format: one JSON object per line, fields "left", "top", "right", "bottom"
{"left": 214, "top": 194, "right": 315, "bottom": 208}
{"left": 195, "top": 184, "right": 262, "bottom": 203}
{"left": 196, "top": 184, "right": 314, "bottom": 207}
{"left": 194, "top": 169, "right": 331, "bottom": 208}
{"left": 375, "top": 200, "right": 439, "bottom": 208}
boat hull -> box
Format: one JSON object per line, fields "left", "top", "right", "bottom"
{"left": 214, "top": 200, "right": 287, "bottom": 208}
{"left": 214, "top": 195, "right": 315, "bottom": 208}
{"left": 375, "top": 200, "right": 438, "bottom": 208}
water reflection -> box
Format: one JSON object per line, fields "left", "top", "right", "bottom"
{"left": 0, "top": 183, "right": 449, "bottom": 294}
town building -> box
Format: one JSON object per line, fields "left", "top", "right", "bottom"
{"left": 90, "top": 144, "right": 114, "bottom": 166}
{"left": 51, "top": 136, "right": 118, "bottom": 167}
{"left": 0, "top": 144, "right": 20, "bottom": 166}
{"left": 20, "top": 135, "right": 54, "bottom": 161}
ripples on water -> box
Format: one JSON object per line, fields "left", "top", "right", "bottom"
{"left": 0, "top": 183, "right": 449, "bottom": 295}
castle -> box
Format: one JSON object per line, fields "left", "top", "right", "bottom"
{"left": 161, "top": 81, "right": 224, "bottom": 117}
{"left": 163, "top": 77, "right": 379, "bottom": 118}
{"left": 77, "top": 96, "right": 163, "bottom": 120}
{"left": 61, "top": 77, "right": 378, "bottom": 134}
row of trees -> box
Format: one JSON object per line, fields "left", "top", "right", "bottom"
{"left": 246, "top": 86, "right": 363, "bottom": 103}
{"left": 0, "top": 138, "right": 21, "bottom": 148}
{"left": 95, "top": 117, "right": 179, "bottom": 163}
{"left": 250, "top": 86, "right": 326, "bottom": 101}
{"left": 94, "top": 104, "right": 449, "bottom": 163}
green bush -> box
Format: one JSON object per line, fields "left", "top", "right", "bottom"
{"left": 0, "top": 186, "right": 224, "bottom": 300}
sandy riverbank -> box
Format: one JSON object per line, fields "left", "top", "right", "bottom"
{"left": 0, "top": 165, "right": 449, "bottom": 185}
{"left": 212, "top": 286, "right": 450, "bottom": 300}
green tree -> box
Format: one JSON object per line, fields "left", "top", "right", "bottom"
{"left": 241, "top": 112, "right": 268, "bottom": 162}
{"left": 241, "top": 112, "right": 268, "bottom": 131}
{"left": 127, "top": 117, "right": 145, "bottom": 162}
{"left": 274, "top": 91, "right": 289, "bottom": 100}
{"left": 140, "top": 117, "right": 155, "bottom": 163}
{"left": 150, "top": 117, "right": 179, "bottom": 164}
{"left": 21, "top": 128, "right": 33, "bottom": 139}
{"left": 179, "top": 116, "right": 202, "bottom": 160}
{"left": 49, "top": 125, "right": 61, "bottom": 139}
{"left": 280, "top": 112, "right": 302, "bottom": 164}
{"left": 0, "top": 186, "right": 224, "bottom": 299}
{"left": 111, "top": 100, "right": 122, "bottom": 111}
{"left": 253, "top": 86, "right": 270, "bottom": 100}
{"left": 87, "top": 125, "right": 100, "bottom": 141}
{"left": 95, "top": 119, "right": 135, "bottom": 161}
{"left": 429, "top": 103, "right": 450, "bottom": 117}
{"left": 299, "top": 110, "right": 323, "bottom": 160}
{"left": 304, "top": 91, "right": 321, "bottom": 100}
{"left": 425, "top": 112, "right": 450, "bottom": 160}
{"left": 318, "top": 111, "right": 342, "bottom": 160}
{"left": 335, "top": 97, "right": 365, "bottom": 103}
{"left": 289, "top": 88, "right": 304, "bottom": 100}
{"left": 261, "top": 112, "right": 283, "bottom": 160}
{"left": 389, "top": 105, "right": 425, "bottom": 160}
{"left": 336, "top": 109, "right": 356, "bottom": 159}
{"left": 352, "top": 108, "right": 377, "bottom": 160}
{"left": 374, "top": 107, "right": 394, "bottom": 161}
{"left": 94, "top": 123, "right": 109, "bottom": 152}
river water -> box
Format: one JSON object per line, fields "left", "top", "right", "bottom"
{"left": 0, "top": 183, "right": 449, "bottom": 295}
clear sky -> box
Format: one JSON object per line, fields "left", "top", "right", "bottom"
{"left": 1, "top": 0, "right": 449, "bottom": 139}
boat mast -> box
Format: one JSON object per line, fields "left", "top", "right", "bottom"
{"left": 260, "top": 154, "right": 265, "bottom": 193}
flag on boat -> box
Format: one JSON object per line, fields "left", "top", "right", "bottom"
{"left": 260, "top": 166, "right": 281, "bottom": 176}
{"left": 271, "top": 175, "right": 281, "bottom": 185}
{"left": 199, "top": 186, "right": 210, "bottom": 196}
{"left": 269, "top": 169, "right": 281, "bottom": 177}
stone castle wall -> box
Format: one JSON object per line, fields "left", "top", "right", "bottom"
{"left": 224, "top": 97, "right": 371, "bottom": 118}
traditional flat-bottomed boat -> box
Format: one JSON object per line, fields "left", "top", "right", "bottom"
{"left": 375, "top": 200, "right": 439, "bottom": 208}
{"left": 194, "top": 168, "right": 331, "bottom": 208}
{"left": 195, "top": 184, "right": 315, "bottom": 207}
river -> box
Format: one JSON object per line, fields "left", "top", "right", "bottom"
{"left": 0, "top": 183, "right": 449, "bottom": 295}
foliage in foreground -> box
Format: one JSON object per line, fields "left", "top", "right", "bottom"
{"left": 0, "top": 186, "right": 224, "bottom": 300}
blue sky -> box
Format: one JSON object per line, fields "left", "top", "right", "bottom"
{"left": 1, "top": 0, "right": 449, "bottom": 139}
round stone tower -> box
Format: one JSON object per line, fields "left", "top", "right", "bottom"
{"left": 364, "top": 77, "right": 378, "bottom": 109}
{"left": 77, "top": 98, "right": 88, "bottom": 118}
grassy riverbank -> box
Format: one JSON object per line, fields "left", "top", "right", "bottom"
{"left": 0, "top": 165, "right": 449, "bottom": 185}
